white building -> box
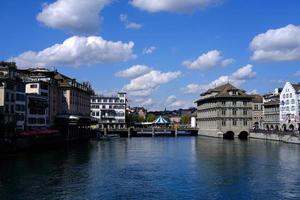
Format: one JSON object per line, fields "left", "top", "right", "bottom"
{"left": 280, "top": 82, "right": 300, "bottom": 131}
{"left": 91, "top": 92, "right": 127, "bottom": 129}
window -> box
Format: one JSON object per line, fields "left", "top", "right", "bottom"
{"left": 222, "top": 101, "right": 226, "bottom": 105}
{"left": 243, "top": 101, "right": 247, "bottom": 106}
{"left": 222, "top": 120, "right": 226, "bottom": 126}
{"left": 232, "top": 109, "right": 237, "bottom": 116}
{"left": 291, "top": 106, "right": 295, "bottom": 111}
{"left": 243, "top": 120, "right": 248, "bottom": 126}
{"left": 254, "top": 105, "right": 258, "bottom": 110}
{"left": 243, "top": 109, "right": 247, "bottom": 116}
{"left": 283, "top": 94, "right": 285, "bottom": 98}
{"left": 233, "top": 120, "right": 237, "bottom": 126}
{"left": 222, "top": 109, "right": 226, "bottom": 115}
{"left": 30, "top": 84, "right": 37, "bottom": 88}
{"left": 286, "top": 106, "right": 289, "bottom": 111}
{"left": 10, "top": 105, "right": 14, "bottom": 113}
{"left": 290, "top": 93, "right": 292, "bottom": 98}
{"left": 5, "top": 92, "right": 9, "bottom": 102}
{"left": 232, "top": 101, "right": 236, "bottom": 106}
{"left": 286, "top": 100, "right": 289, "bottom": 105}
{"left": 291, "top": 99, "right": 295, "bottom": 104}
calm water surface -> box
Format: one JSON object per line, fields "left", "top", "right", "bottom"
{"left": 1, "top": 137, "right": 300, "bottom": 200}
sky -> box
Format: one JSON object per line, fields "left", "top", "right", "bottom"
{"left": 1, "top": 0, "right": 300, "bottom": 110}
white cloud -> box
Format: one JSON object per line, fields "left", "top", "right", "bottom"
{"left": 183, "top": 64, "right": 256, "bottom": 94}
{"left": 37, "top": 0, "right": 110, "bottom": 34}
{"left": 248, "top": 89, "right": 258, "bottom": 94}
{"left": 120, "top": 14, "right": 143, "bottom": 30}
{"left": 124, "top": 70, "right": 181, "bottom": 96}
{"left": 183, "top": 50, "right": 233, "bottom": 70}
{"left": 11, "top": 36, "right": 136, "bottom": 68}
{"left": 221, "top": 58, "right": 235, "bottom": 67}
{"left": 130, "top": 0, "right": 221, "bottom": 13}
{"left": 166, "top": 95, "right": 185, "bottom": 108}
{"left": 143, "top": 46, "right": 157, "bottom": 55}
{"left": 141, "top": 98, "right": 154, "bottom": 107}
{"left": 250, "top": 24, "right": 300, "bottom": 62}
{"left": 115, "top": 65, "right": 151, "bottom": 78}
{"left": 295, "top": 71, "right": 300, "bottom": 77}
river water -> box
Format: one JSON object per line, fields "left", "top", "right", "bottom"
{"left": 1, "top": 137, "right": 300, "bottom": 200}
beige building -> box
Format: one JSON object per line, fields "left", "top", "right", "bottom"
{"left": 252, "top": 95, "right": 263, "bottom": 129}
{"left": 195, "top": 83, "right": 253, "bottom": 139}
{"left": 262, "top": 88, "right": 282, "bottom": 130}
{"left": 54, "top": 73, "right": 93, "bottom": 117}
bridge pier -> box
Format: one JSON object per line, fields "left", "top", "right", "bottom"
{"left": 152, "top": 127, "right": 155, "bottom": 137}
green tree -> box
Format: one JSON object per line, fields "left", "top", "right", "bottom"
{"left": 146, "top": 113, "right": 156, "bottom": 122}
{"left": 180, "top": 115, "right": 191, "bottom": 125}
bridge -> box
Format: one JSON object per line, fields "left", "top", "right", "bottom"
{"left": 95, "top": 127, "right": 199, "bottom": 137}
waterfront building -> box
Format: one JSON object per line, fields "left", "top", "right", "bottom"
{"left": 54, "top": 73, "right": 93, "bottom": 117}
{"left": 91, "top": 92, "right": 127, "bottom": 129}
{"left": 0, "top": 62, "right": 26, "bottom": 132}
{"left": 18, "top": 68, "right": 94, "bottom": 128}
{"left": 279, "top": 82, "right": 300, "bottom": 131}
{"left": 252, "top": 95, "right": 263, "bottom": 129}
{"left": 262, "top": 88, "right": 282, "bottom": 130}
{"left": 18, "top": 68, "right": 62, "bottom": 127}
{"left": 26, "top": 94, "right": 48, "bottom": 128}
{"left": 195, "top": 83, "right": 253, "bottom": 139}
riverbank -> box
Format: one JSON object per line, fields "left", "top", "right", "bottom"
{"left": 249, "top": 132, "right": 300, "bottom": 144}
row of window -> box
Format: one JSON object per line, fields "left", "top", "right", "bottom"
{"left": 28, "top": 118, "right": 46, "bottom": 125}
{"left": 91, "top": 111, "right": 125, "bottom": 117}
{"left": 91, "top": 104, "right": 125, "bottom": 109}
{"left": 221, "top": 109, "right": 248, "bottom": 116}
{"left": 284, "top": 99, "right": 298, "bottom": 105}
{"left": 222, "top": 119, "right": 248, "bottom": 126}
{"left": 281, "top": 106, "right": 296, "bottom": 111}
{"left": 283, "top": 93, "right": 293, "bottom": 99}
{"left": 91, "top": 98, "right": 125, "bottom": 103}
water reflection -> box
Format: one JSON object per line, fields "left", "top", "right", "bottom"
{"left": 1, "top": 137, "right": 300, "bottom": 200}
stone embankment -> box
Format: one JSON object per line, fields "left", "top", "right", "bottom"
{"left": 250, "top": 130, "right": 300, "bottom": 144}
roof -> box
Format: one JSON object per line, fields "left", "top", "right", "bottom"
{"left": 252, "top": 94, "right": 263, "bottom": 103}
{"left": 153, "top": 116, "right": 169, "bottom": 124}
{"left": 292, "top": 84, "right": 300, "bottom": 92}
{"left": 198, "top": 83, "right": 251, "bottom": 101}
{"left": 264, "top": 100, "right": 280, "bottom": 106}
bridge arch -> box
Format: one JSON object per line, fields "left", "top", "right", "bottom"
{"left": 289, "top": 124, "right": 294, "bottom": 131}
{"left": 223, "top": 131, "right": 235, "bottom": 140}
{"left": 238, "top": 131, "right": 249, "bottom": 140}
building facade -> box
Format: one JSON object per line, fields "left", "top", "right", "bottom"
{"left": 252, "top": 95, "right": 263, "bottom": 129}
{"left": 0, "top": 62, "right": 26, "bottom": 132}
{"left": 280, "top": 82, "right": 300, "bottom": 131}
{"left": 262, "top": 88, "right": 282, "bottom": 130}
{"left": 91, "top": 92, "right": 127, "bottom": 129}
{"left": 196, "top": 83, "right": 253, "bottom": 139}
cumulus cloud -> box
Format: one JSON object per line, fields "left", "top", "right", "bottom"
{"left": 250, "top": 24, "right": 300, "bottom": 62}
{"left": 295, "top": 71, "right": 300, "bottom": 77}
{"left": 11, "top": 36, "right": 136, "bottom": 68}
{"left": 130, "top": 0, "right": 221, "bottom": 13}
{"left": 166, "top": 95, "right": 186, "bottom": 108}
{"left": 124, "top": 70, "right": 181, "bottom": 96}
{"left": 142, "top": 46, "right": 157, "bottom": 55}
{"left": 37, "top": 0, "right": 110, "bottom": 34}
{"left": 120, "top": 14, "right": 143, "bottom": 30}
{"left": 183, "top": 64, "right": 256, "bottom": 94}
{"left": 183, "top": 50, "right": 234, "bottom": 70}
{"left": 115, "top": 65, "right": 151, "bottom": 78}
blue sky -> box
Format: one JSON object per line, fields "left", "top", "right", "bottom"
{"left": 1, "top": 0, "right": 300, "bottom": 110}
